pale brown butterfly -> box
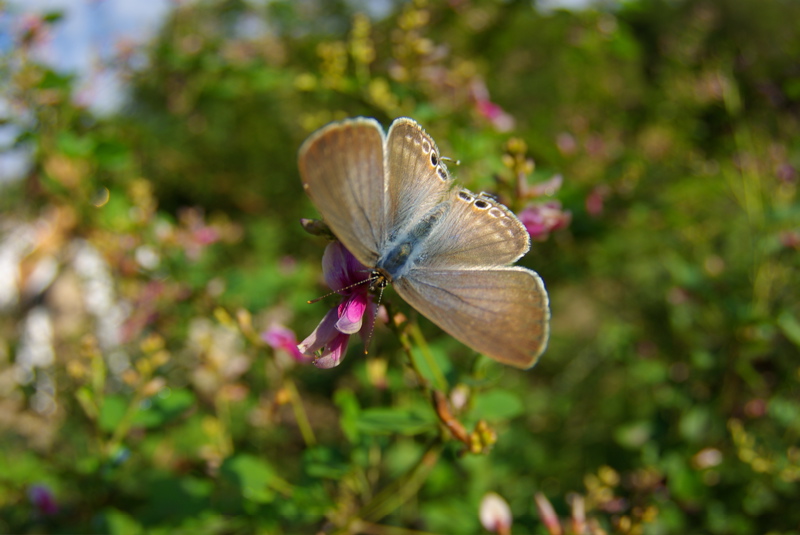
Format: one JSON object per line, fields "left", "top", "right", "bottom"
{"left": 298, "top": 117, "right": 549, "bottom": 369}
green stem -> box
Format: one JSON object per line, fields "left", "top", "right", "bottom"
{"left": 358, "top": 442, "right": 443, "bottom": 523}
{"left": 106, "top": 389, "right": 146, "bottom": 456}
{"left": 285, "top": 378, "right": 317, "bottom": 446}
{"left": 407, "top": 322, "right": 448, "bottom": 392}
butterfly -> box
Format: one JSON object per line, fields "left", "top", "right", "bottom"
{"left": 298, "top": 117, "right": 549, "bottom": 368}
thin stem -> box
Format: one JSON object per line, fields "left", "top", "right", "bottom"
{"left": 358, "top": 442, "right": 443, "bottom": 523}
{"left": 407, "top": 322, "right": 448, "bottom": 392}
{"left": 285, "top": 378, "right": 317, "bottom": 446}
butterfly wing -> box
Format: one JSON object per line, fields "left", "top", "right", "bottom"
{"left": 384, "top": 118, "right": 455, "bottom": 238}
{"left": 298, "top": 118, "right": 387, "bottom": 267}
{"left": 413, "top": 189, "right": 531, "bottom": 269}
{"left": 394, "top": 267, "right": 550, "bottom": 368}
{"left": 393, "top": 186, "right": 549, "bottom": 368}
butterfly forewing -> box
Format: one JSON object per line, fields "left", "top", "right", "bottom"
{"left": 394, "top": 267, "right": 550, "bottom": 369}
{"left": 298, "top": 118, "right": 387, "bottom": 267}
{"left": 385, "top": 118, "right": 454, "bottom": 239}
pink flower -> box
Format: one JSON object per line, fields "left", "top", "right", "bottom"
{"left": 471, "top": 79, "right": 515, "bottom": 132}
{"left": 298, "top": 242, "right": 375, "bottom": 368}
{"left": 480, "top": 492, "right": 513, "bottom": 535}
{"left": 780, "top": 230, "right": 800, "bottom": 250}
{"left": 585, "top": 185, "right": 610, "bottom": 217}
{"left": 518, "top": 201, "right": 572, "bottom": 242}
{"left": 28, "top": 484, "right": 58, "bottom": 516}
{"left": 534, "top": 492, "right": 562, "bottom": 535}
{"left": 262, "top": 324, "right": 308, "bottom": 362}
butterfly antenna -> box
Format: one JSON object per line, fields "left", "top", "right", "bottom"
{"left": 307, "top": 276, "right": 373, "bottom": 304}
{"left": 441, "top": 156, "right": 461, "bottom": 166}
{"left": 363, "top": 283, "right": 385, "bottom": 355}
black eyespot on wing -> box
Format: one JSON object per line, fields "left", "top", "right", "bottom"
{"left": 474, "top": 199, "right": 489, "bottom": 209}
{"left": 430, "top": 153, "right": 438, "bottom": 166}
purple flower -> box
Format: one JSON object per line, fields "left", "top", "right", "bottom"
{"left": 262, "top": 324, "right": 308, "bottom": 362}
{"left": 518, "top": 201, "right": 572, "bottom": 242}
{"left": 298, "top": 242, "right": 375, "bottom": 368}
{"left": 28, "top": 484, "right": 58, "bottom": 516}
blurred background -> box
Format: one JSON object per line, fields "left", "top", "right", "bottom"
{"left": 1, "top": 0, "right": 798, "bottom": 533}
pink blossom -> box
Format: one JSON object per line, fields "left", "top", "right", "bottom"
{"left": 556, "top": 132, "right": 578, "bottom": 156}
{"left": 480, "top": 492, "right": 512, "bottom": 534}
{"left": 193, "top": 227, "right": 220, "bottom": 245}
{"left": 518, "top": 201, "right": 572, "bottom": 241}
{"left": 262, "top": 324, "right": 308, "bottom": 362}
{"left": 534, "top": 493, "right": 562, "bottom": 535}
{"left": 779, "top": 230, "right": 800, "bottom": 250}
{"left": 585, "top": 185, "right": 610, "bottom": 217}
{"left": 471, "top": 79, "right": 515, "bottom": 132}
{"left": 298, "top": 242, "right": 375, "bottom": 368}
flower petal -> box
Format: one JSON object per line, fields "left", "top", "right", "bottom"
{"left": 336, "top": 293, "right": 368, "bottom": 334}
{"left": 262, "top": 324, "right": 307, "bottom": 361}
{"left": 313, "top": 330, "right": 350, "bottom": 369}
{"left": 322, "top": 242, "right": 369, "bottom": 292}
{"left": 297, "top": 309, "right": 338, "bottom": 356}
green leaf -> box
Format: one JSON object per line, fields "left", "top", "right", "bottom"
{"left": 614, "top": 421, "right": 653, "bottom": 449}
{"left": 334, "top": 388, "right": 361, "bottom": 443}
{"left": 354, "top": 407, "right": 436, "bottom": 436}
{"left": 56, "top": 131, "right": 95, "bottom": 157}
{"left": 679, "top": 406, "right": 712, "bottom": 443}
{"left": 778, "top": 310, "right": 800, "bottom": 348}
{"left": 302, "top": 447, "right": 350, "bottom": 480}
{"left": 132, "top": 389, "right": 195, "bottom": 429}
{"left": 98, "top": 395, "right": 127, "bottom": 433}
{"left": 471, "top": 389, "right": 524, "bottom": 421}
{"left": 220, "top": 454, "right": 293, "bottom": 503}
{"left": 102, "top": 508, "right": 143, "bottom": 535}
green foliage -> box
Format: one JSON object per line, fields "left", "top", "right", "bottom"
{"left": 1, "top": 0, "right": 799, "bottom": 534}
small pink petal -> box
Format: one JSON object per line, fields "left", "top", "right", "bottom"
{"left": 336, "top": 293, "right": 368, "bottom": 334}
{"left": 262, "top": 324, "right": 307, "bottom": 361}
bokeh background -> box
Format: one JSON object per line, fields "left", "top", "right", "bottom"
{"left": 1, "top": 0, "right": 799, "bottom": 533}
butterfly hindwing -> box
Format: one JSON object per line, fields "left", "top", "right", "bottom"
{"left": 394, "top": 266, "right": 550, "bottom": 369}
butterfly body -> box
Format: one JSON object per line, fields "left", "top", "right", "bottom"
{"left": 299, "top": 117, "right": 550, "bottom": 369}
{"left": 376, "top": 200, "right": 449, "bottom": 280}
